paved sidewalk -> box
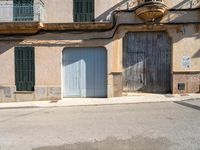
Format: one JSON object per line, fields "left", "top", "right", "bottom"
{"left": 0, "top": 93, "right": 199, "bottom": 109}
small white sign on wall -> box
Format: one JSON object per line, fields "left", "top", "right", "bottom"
{"left": 182, "top": 56, "right": 190, "bottom": 68}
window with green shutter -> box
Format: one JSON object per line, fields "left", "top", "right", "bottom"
{"left": 13, "top": 0, "right": 34, "bottom": 21}
{"left": 73, "top": 0, "right": 94, "bottom": 22}
{"left": 15, "top": 47, "right": 35, "bottom": 91}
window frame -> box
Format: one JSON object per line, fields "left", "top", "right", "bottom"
{"left": 13, "top": 0, "right": 34, "bottom": 21}
{"left": 14, "top": 47, "right": 35, "bottom": 92}
{"left": 73, "top": 0, "right": 95, "bottom": 22}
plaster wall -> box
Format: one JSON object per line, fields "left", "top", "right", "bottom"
{"left": 34, "top": 43, "right": 113, "bottom": 99}
{"left": 107, "top": 24, "right": 200, "bottom": 94}
{"left": 168, "top": 25, "right": 200, "bottom": 93}
{"left": 0, "top": 0, "right": 13, "bottom": 22}
{"left": 169, "top": 25, "right": 200, "bottom": 72}
{"left": 0, "top": 27, "right": 199, "bottom": 102}
{"left": 0, "top": 42, "right": 15, "bottom": 86}
{"left": 42, "top": 0, "right": 125, "bottom": 23}
{"left": 42, "top": 0, "right": 73, "bottom": 23}
{"left": 107, "top": 24, "right": 200, "bottom": 73}
{"left": 0, "top": 1, "right": 199, "bottom": 101}
{"left": 165, "top": 0, "right": 200, "bottom": 9}
{"left": 0, "top": 41, "right": 15, "bottom": 102}
{"left": 35, "top": 46, "right": 61, "bottom": 85}
{"left": 42, "top": 0, "right": 200, "bottom": 23}
{"left": 115, "top": 10, "right": 200, "bottom": 24}
{"left": 0, "top": 39, "right": 115, "bottom": 101}
{"left": 0, "top": 0, "right": 199, "bottom": 23}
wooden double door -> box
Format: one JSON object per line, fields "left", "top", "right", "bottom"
{"left": 123, "top": 32, "right": 171, "bottom": 93}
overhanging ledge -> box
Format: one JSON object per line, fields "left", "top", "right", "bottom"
{"left": 42, "top": 22, "right": 113, "bottom": 31}
{"left": 0, "top": 22, "right": 113, "bottom": 35}
{"left": 0, "top": 22, "right": 43, "bottom": 35}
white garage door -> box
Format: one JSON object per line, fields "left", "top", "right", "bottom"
{"left": 63, "top": 47, "right": 107, "bottom": 98}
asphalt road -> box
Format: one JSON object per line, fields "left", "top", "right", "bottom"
{"left": 0, "top": 99, "right": 200, "bottom": 150}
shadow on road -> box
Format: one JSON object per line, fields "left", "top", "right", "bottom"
{"left": 33, "top": 136, "right": 174, "bottom": 150}
{"left": 174, "top": 101, "right": 200, "bottom": 111}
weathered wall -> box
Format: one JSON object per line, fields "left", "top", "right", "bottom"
{"left": 0, "top": 0, "right": 200, "bottom": 101}
{"left": 169, "top": 25, "right": 200, "bottom": 72}
{"left": 34, "top": 46, "right": 62, "bottom": 100}
{"left": 35, "top": 47, "right": 61, "bottom": 85}
{"left": 0, "top": 38, "right": 116, "bottom": 101}
{"left": 42, "top": 0, "right": 200, "bottom": 23}
{"left": 43, "top": 0, "right": 127, "bottom": 23}
{"left": 0, "top": 24, "right": 199, "bottom": 102}
{"left": 0, "top": 43, "right": 63, "bottom": 102}
{"left": 0, "top": 41, "right": 15, "bottom": 102}
{"left": 106, "top": 24, "right": 200, "bottom": 95}
{"left": 168, "top": 25, "right": 200, "bottom": 94}
{"left": 0, "top": 0, "right": 13, "bottom": 22}
{"left": 0, "top": 42, "right": 15, "bottom": 85}
{"left": 165, "top": 0, "right": 200, "bottom": 9}
{"left": 43, "top": 0, "right": 73, "bottom": 23}
{"left": 173, "top": 73, "right": 200, "bottom": 94}
{"left": 0, "top": 0, "right": 199, "bottom": 23}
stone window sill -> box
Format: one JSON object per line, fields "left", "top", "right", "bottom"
{"left": 14, "top": 91, "right": 34, "bottom": 94}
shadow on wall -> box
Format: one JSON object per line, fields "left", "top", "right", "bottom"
{"left": 0, "top": 0, "right": 199, "bottom": 47}
{"left": 192, "top": 49, "right": 200, "bottom": 58}
{"left": 2, "top": 23, "right": 198, "bottom": 48}
{"left": 95, "top": 0, "right": 136, "bottom": 21}
{"left": 163, "top": 10, "right": 200, "bottom": 30}
{"left": 172, "top": 0, "right": 200, "bottom": 9}
{"left": 170, "top": 24, "right": 200, "bottom": 43}
{"left": 160, "top": 0, "right": 200, "bottom": 33}
{"left": 0, "top": 41, "right": 22, "bottom": 55}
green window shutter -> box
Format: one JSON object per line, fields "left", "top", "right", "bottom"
{"left": 73, "top": 0, "right": 94, "bottom": 22}
{"left": 13, "top": 0, "right": 34, "bottom": 21}
{"left": 15, "top": 47, "right": 35, "bottom": 91}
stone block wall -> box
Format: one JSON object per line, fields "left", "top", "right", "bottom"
{"left": 173, "top": 73, "right": 200, "bottom": 94}
{"left": 0, "top": 86, "right": 61, "bottom": 102}
{"left": 112, "top": 73, "right": 123, "bottom": 97}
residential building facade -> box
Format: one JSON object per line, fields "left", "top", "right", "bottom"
{"left": 0, "top": 0, "right": 199, "bottom": 102}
